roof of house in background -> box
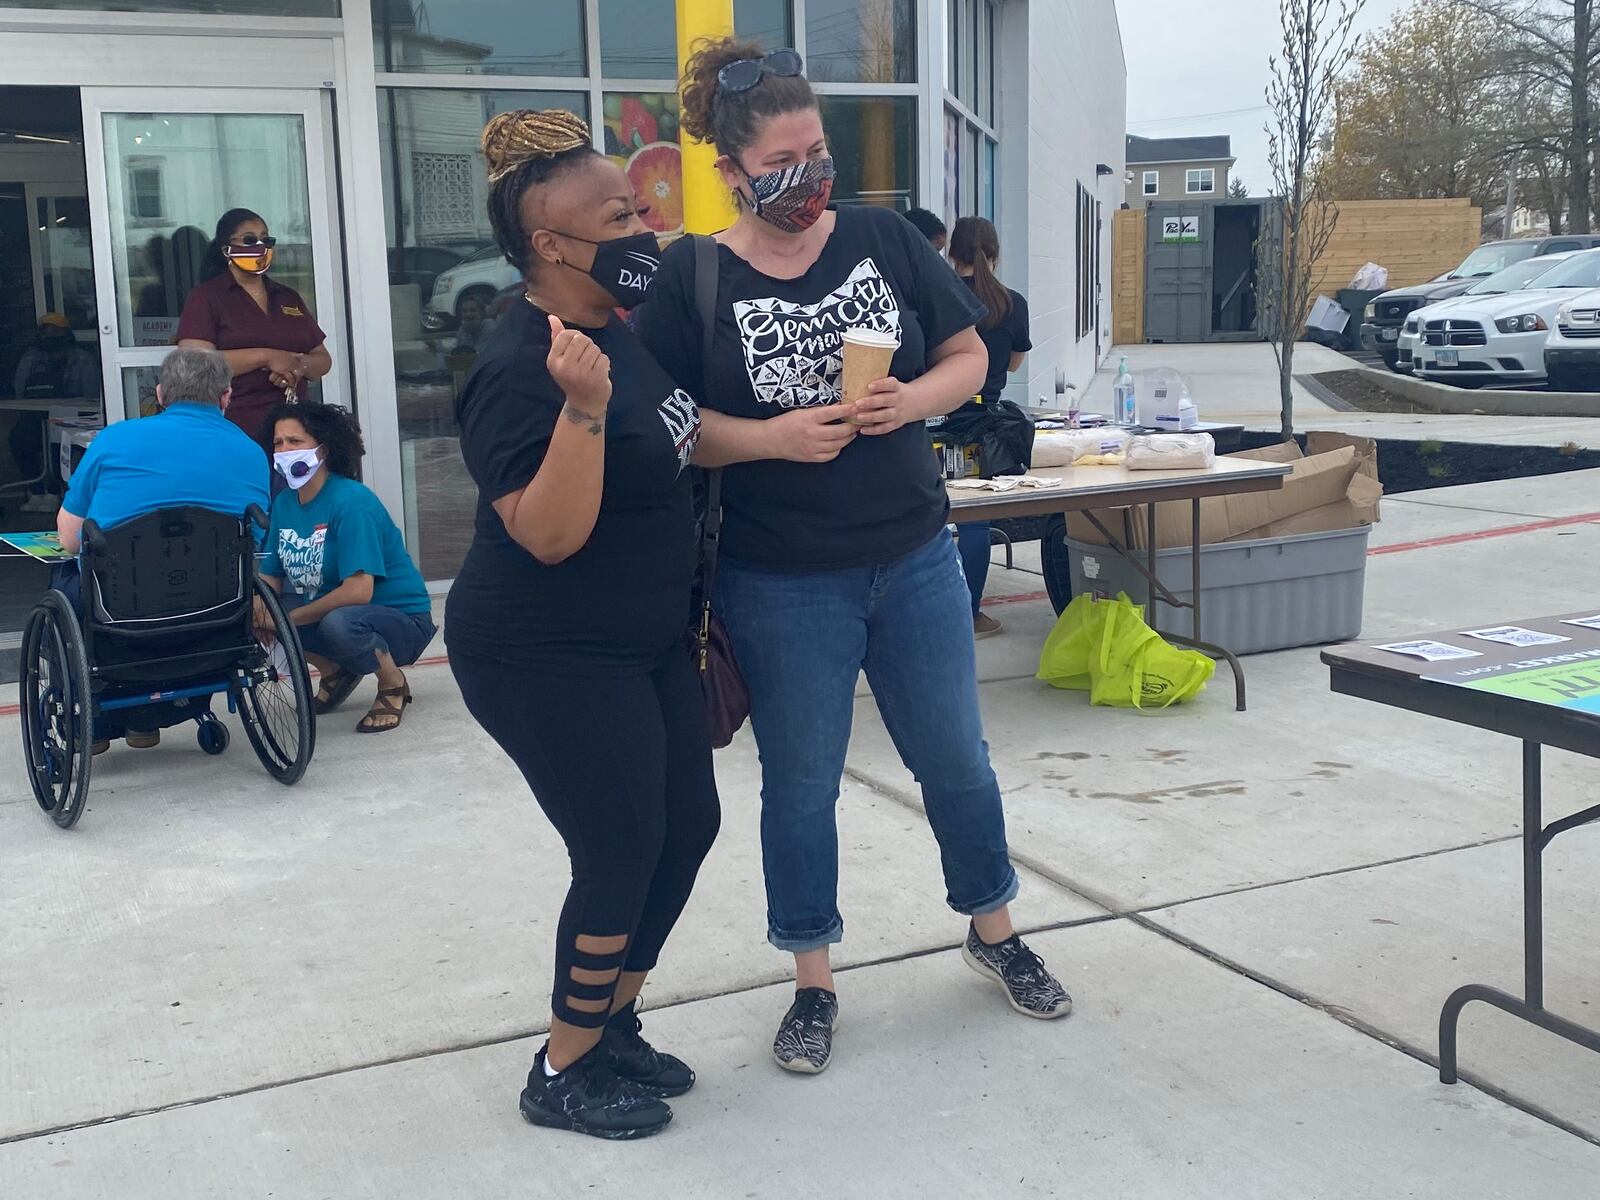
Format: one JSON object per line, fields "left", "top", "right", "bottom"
{"left": 1126, "top": 134, "right": 1234, "bottom": 164}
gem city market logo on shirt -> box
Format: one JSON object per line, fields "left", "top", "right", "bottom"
{"left": 278, "top": 525, "right": 327, "bottom": 595}
{"left": 733, "top": 257, "right": 902, "bottom": 408}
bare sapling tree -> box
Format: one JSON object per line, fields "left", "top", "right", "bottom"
{"left": 1260, "top": 0, "right": 1365, "bottom": 440}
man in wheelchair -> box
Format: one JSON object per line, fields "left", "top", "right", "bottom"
{"left": 54, "top": 347, "right": 271, "bottom": 751}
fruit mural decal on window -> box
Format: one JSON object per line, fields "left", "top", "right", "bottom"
{"left": 605, "top": 93, "right": 684, "bottom": 238}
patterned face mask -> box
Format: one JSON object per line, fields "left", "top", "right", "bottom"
{"left": 741, "top": 155, "right": 836, "bottom": 234}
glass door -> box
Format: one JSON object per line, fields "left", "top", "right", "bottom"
{"left": 80, "top": 87, "right": 344, "bottom": 423}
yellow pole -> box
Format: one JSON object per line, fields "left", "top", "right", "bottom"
{"left": 677, "top": 0, "right": 739, "bottom": 234}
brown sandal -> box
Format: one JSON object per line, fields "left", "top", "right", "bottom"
{"left": 315, "top": 667, "right": 363, "bottom": 714}
{"left": 356, "top": 680, "right": 412, "bottom": 734}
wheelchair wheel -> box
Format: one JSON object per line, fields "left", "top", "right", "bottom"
{"left": 232, "top": 579, "right": 315, "bottom": 785}
{"left": 196, "top": 714, "right": 229, "bottom": 756}
{"left": 20, "top": 590, "right": 92, "bottom": 829}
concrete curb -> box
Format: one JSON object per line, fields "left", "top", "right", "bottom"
{"left": 1341, "top": 365, "right": 1600, "bottom": 418}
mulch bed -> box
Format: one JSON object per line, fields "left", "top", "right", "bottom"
{"left": 1306, "top": 369, "right": 1442, "bottom": 414}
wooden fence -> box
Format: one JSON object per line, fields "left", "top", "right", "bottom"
{"left": 1111, "top": 197, "right": 1482, "bottom": 344}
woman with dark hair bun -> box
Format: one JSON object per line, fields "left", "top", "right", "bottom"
{"left": 635, "top": 37, "right": 1070, "bottom": 1079}
{"left": 177, "top": 208, "right": 332, "bottom": 442}
{"left": 256, "top": 401, "right": 434, "bottom": 734}
{"left": 446, "top": 109, "right": 720, "bottom": 1141}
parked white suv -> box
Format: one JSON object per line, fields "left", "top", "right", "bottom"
{"left": 1413, "top": 248, "right": 1600, "bottom": 386}
{"left": 424, "top": 245, "right": 520, "bottom": 332}
{"left": 1545, "top": 287, "right": 1600, "bottom": 391}
{"left": 1400, "top": 252, "right": 1575, "bottom": 375}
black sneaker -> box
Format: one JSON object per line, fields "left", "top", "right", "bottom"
{"left": 518, "top": 1044, "right": 673, "bottom": 1140}
{"left": 773, "top": 986, "right": 838, "bottom": 1074}
{"left": 963, "top": 925, "right": 1072, "bottom": 1019}
{"left": 599, "top": 1001, "right": 695, "bottom": 1097}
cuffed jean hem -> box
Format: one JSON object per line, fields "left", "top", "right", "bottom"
{"left": 954, "top": 868, "right": 1020, "bottom": 917}
{"left": 767, "top": 917, "right": 845, "bottom": 954}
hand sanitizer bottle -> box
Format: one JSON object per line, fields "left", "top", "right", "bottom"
{"left": 1112, "top": 358, "right": 1137, "bottom": 426}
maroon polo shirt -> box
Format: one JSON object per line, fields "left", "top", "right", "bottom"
{"left": 176, "top": 272, "right": 327, "bottom": 442}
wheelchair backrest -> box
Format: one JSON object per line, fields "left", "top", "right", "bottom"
{"left": 83, "top": 506, "right": 251, "bottom": 627}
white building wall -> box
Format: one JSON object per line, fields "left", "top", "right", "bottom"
{"left": 1003, "top": 0, "right": 1125, "bottom": 408}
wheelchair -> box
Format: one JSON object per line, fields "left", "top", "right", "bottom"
{"left": 20, "top": 505, "right": 315, "bottom": 829}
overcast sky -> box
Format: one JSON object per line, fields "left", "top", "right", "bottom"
{"left": 1119, "top": 0, "right": 1412, "bottom": 195}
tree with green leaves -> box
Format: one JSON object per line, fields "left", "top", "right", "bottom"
{"left": 1228, "top": 177, "right": 1250, "bottom": 197}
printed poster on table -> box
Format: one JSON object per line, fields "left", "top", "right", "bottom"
{"left": 1428, "top": 644, "right": 1600, "bottom": 715}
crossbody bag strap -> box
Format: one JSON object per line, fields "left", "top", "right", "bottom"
{"left": 692, "top": 234, "right": 725, "bottom": 614}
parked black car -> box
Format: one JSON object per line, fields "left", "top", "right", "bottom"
{"left": 1360, "top": 235, "right": 1600, "bottom": 372}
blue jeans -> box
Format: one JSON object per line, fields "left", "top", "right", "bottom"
{"left": 278, "top": 593, "right": 436, "bottom": 676}
{"left": 717, "top": 529, "right": 1019, "bottom": 952}
{"left": 955, "top": 521, "right": 992, "bottom": 618}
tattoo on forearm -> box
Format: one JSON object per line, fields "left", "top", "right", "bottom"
{"left": 563, "top": 403, "right": 606, "bottom": 435}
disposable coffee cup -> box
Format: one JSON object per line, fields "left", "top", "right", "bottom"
{"left": 840, "top": 327, "right": 900, "bottom": 417}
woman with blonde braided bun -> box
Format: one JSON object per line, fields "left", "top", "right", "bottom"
{"left": 446, "top": 109, "right": 719, "bottom": 1141}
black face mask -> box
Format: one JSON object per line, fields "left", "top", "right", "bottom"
{"left": 546, "top": 229, "right": 661, "bottom": 309}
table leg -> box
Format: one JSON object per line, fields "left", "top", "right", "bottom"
{"left": 1145, "top": 503, "right": 1159, "bottom": 630}
{"left": 1439, "top": 742, "right": 1600, "bottom": 1083}
{"left": 1191, "top": 498, "right": 1202, "bottom": 642}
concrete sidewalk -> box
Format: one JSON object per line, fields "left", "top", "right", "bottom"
{"left": 4, "top": 469, "right": 1600, "bottom": 1197}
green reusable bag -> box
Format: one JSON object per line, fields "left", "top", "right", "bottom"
{"left": 1035, "top": 593, "right": 1103, "bottom": 691}
{"left": 1038, "top": 592, "right": 1214, "bottom": 709}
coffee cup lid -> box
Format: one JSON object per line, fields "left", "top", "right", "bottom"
{"left": 842, "top": 326, "right": 899, "bottom": 348}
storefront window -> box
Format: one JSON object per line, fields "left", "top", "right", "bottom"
{"left": 599, "top": 0, "right": 676, "bottom": 78}
{"left": 818, "top": 96, "right": 914, "bottom": 210}
{"left": 375, "top": 0, "right": 585, "bottom": 77}
{"left": 378, "top": 88, "right": 586, "bottom": 580}
{"left": 0, "top": 0, "right": 338, "bottom": 11}
{"left": 736, "top": 0, "right": 792, "bottom": 48}
{"left": 599, "top": 0, "right": 792, "bottom": 77}
{"left": 806, "top": 0, "right": 915, "bottom": 84}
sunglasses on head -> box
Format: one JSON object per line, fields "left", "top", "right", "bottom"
{"left": 716, "top": 48, "right": 803, "bottom": 95}
{"left": 231, "top": 233, "right": 276, "bottom": 249}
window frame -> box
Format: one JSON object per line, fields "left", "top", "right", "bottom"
{"left": 1186, "top": 167, "right": 1215, "bottom": 195}
{"left": 1142, "top": 169, "right": 1158, "bottom": 197}
{"left": 940, "top": 0, "right": 999, "bottom": 228}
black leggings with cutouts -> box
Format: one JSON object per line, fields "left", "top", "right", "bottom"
{"left": 452, "top": 649, "right": 721, "bottom": 1028}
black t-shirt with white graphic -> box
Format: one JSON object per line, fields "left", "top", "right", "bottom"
{"left": 446, "top": 298, "right": 701, "bottom": 673}
{"left": 635, "top": 205, "right": 984, "bottom": 571}
{"left": 968, "top": 279, "right": 1032, "bottom": 402}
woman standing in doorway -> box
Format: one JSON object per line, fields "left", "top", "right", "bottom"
{"left": 177, "top": 208, "right": 333, "bottom": 443}
{"left": 948, "top": 215, "right": 1031, "bottom": 638}
{"left": 636, "top": 39, "right": 1070, "bottom": 1078}
{"left": 447, "top": 110, "right": 719, "bottom": 1141}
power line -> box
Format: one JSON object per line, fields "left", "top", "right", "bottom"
{"left": 1128, "top": 104, "right": 1270, "bottom": 130}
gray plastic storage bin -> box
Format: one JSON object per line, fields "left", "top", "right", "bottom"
{"left": 1064, "top": 524, "right": 1370, "bottom": 655}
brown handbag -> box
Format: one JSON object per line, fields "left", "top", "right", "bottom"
{"left": 686, "top": 233, "right": 750, "bottom": 748}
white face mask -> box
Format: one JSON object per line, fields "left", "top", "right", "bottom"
{"left": 273, "top": 447, "right": 322, "bottom": 490}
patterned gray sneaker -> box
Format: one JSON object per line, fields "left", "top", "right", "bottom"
{"left": 963, "top": 926, "right": 1072, "bottom": 1019}
{"left": 773, "top": 986, "right": 839, "bottom": 1074}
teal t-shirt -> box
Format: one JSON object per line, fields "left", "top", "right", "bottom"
{"left": 261, "top": 473, "right": 431, "bottom": 614}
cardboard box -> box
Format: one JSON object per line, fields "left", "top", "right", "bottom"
{"left": 1066, "top": 446, "right": 1361, "bottom": 549}
{"left": 1222, "top": 472, "right": 1382, "bottom": 541}
{"left": 1231, "top": 441, "right": 1303, "bottom": 464}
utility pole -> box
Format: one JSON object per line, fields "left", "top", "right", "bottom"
{"left": 1504, "top": 167, "right": 1517, "bottom": 238}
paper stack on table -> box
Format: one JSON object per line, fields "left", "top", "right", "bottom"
{"left": 948, "top": 475, "right": 1064, "bottom": 492}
